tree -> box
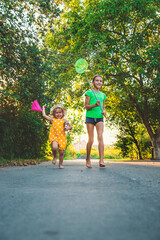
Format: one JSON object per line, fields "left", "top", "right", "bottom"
{"left": 0, "top": 0, "right": 86, "bottom": 159}
{"left": 46, "top": 0, "right": 160, "bottom": 159}
{"left": 0, "top": 0, "right": 63, "bottom": 159}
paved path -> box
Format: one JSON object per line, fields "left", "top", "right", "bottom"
{"left": 0, "top": 160, "right": 160, "bottom": 240}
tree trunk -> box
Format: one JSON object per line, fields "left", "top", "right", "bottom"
{"left": 126, "top": 122, "right": 143, "bottom": 160}
{"left": 152, "top": 134, "right": 160, "bottom": 160}
{"left": 142, "top": 116, "right": 160, "bottom": 160}
{"left": 127, "top": 93, "right": 160, "bottom": 160}
{"left": 142, "top": 121, "right": 160, "bottom": 160}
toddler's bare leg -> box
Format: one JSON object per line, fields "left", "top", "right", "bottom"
{"left": 59, "top": 150, "right": 64, "bottom": 169}
{"left": 52, "top": 141, "right": 58, "bottom": 165}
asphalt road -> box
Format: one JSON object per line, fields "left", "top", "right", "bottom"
{"left": 0, "top": 160, "right": 160, "bottom": 240}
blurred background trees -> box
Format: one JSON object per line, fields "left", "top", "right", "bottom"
{"left": 0, "top": 0, "right": 62, "bottom": 159}
{"left": 46, "top": 0, "right": 160, "bottom": 159}
{"left": 1, "top": 0, "right": 159, "bottom": 160}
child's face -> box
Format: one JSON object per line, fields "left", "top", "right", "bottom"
{"left": 54, "top": 108, "right": 63, "bottom": 119}
{"left": 93, "top": 76, "right": 103, "bottom": 89}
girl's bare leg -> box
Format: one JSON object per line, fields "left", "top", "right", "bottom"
{"left": 96, "top": 122, "right": 105, "bottom": 167}
{"left": 86, "top": 123, "right": 94, "bottom": 168}
{"left": 59, "top": 150, "right": 64, "bottom": 169}
{"left": 51, "top": 141, "right": 58, "bottom": 165}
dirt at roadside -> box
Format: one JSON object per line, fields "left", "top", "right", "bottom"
{"left": 0, "top": 159, "right": 50, "bottom": 168}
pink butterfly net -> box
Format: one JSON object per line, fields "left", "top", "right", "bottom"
{"left": 31, "top": 100, "right": 42, "bottom": 112}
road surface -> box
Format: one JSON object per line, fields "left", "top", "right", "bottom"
{"left": 0, "top": 160, "right": 160, "bottom": 240}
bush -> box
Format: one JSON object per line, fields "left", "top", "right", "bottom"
{"left": 0, "top": 110, "right": 48, "bottom": 160}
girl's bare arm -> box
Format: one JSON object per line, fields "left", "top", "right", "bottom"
{"left": 42, "top": 106, "right": 53, "bottom": 122}
{"left": 102, "top": 100, "right": 106, "bottom": 116}
{"left": 85, "top": 95, "right": 100, "bottom": 110}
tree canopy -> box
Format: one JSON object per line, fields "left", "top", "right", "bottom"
{"left": 45, "top": 0, "right": 160, "bottom": 159}
{"left": 1, "top": 0, "right": 160, "bottom": 160}
{"left": 0, "top": 0, "right": 63, "bottom": 159}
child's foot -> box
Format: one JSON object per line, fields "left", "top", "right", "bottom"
{"left": 59, "top": 165, "right": 64, "bottom": 169}
{"left": 99, "top": 161, "right": 106, "bottom": 167}
{"left": 86, "top": 159, "right": 92, "bottom": 168}
{"left": 52, "top": 158, "right": 57, "bottom": 165}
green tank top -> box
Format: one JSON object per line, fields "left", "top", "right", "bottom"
{"left": 85, "top": 90, "right": 107, "bottom": 118}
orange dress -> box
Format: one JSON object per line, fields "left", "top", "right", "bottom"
{"left": 49, "top": 119, "right": 67, "bottom": 150}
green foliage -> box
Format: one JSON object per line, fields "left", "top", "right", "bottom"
{"left": 1, "top": 0, "right": 160, "bottom": 160}
{"left": 116, "top": 123, "right": 152, "bottom": 159}
{"left": 46, "top": 0, "right": 160, "bottom": 159}
{"left": 64, "top": 145, "right": 77, "bottom": 160}
{"left": 68, "top": 145, "right": 122, "bottom": 159}
{"left": 0, "top": 109, "right": 48, "bottom": 159}
{"left": 0, "top": 0, "right": 65, "bottom": 160}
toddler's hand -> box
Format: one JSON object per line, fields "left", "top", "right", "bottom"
{"left": 64, "top": 126, "right": 70, "bottom": 131}
{"left": 64, "top": 123, "right": 70, "bottom": 131}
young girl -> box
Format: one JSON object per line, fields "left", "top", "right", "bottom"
{"left": 42, "top": 104, "right": 72, "bottom": 169}
{"left": 85, "top": 75, "right": 107, "bottom": 168}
